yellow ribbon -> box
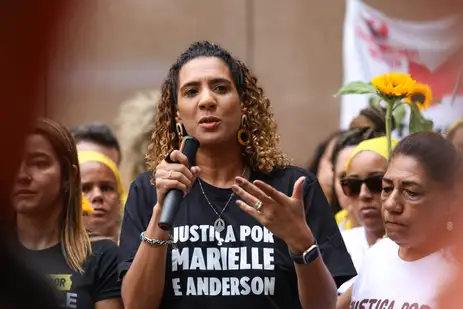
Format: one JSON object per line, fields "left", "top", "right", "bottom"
{"left": 346, "top": 136, "right": 399, "bottom": 172}
{"left": 78, "top": 151, "right": 127, "bottom": 211}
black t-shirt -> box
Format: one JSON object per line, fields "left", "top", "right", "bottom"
{"left": 16, "top": 238, "right": 121, "bottom": 309}
{"left": 0, "top": 245, "right": 61, "bottom": 309}
{"left": 119, "top": 166, "right": 356, "bottom": 308}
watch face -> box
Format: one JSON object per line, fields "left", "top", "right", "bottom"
{"left": 289, "top": 245, "right": 319, "bottom": 264}
{"left": 303, "top": 252, "right": 311, "bottom": 264}
{"left": 302, "top": 246, "right": 320, "bottom": 265}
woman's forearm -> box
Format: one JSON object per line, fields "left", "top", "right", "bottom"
{"left": 288, "top": 231, "right": 337, "bottom": 309}
{"left": 121, "top": 206, "right": 169, "bottom": 309}
{"left": 336, "top": 285, "right": 353, "bottom": 309}
{"left": 296, "top": 258, "right": 337, "bottom": 309}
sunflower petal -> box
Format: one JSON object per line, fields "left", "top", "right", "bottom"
{"left": 82, "top": 193, "right": 94, "bottom": 215}
{"left": 404, "top": 83, "right": 432, "bottom": 111}
{"left": 371, "top": 72, "right": 416, "bottom": 97}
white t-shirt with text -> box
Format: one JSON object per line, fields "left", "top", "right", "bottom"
{"left": 351, "top": 238, "right": 456, "bottom": 309}
{"left": 338, "top": 226, "right": 369, "bottom": 294}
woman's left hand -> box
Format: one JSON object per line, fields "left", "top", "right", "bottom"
{"left": 232, "top": 176, "right": 315, "bottom": 255}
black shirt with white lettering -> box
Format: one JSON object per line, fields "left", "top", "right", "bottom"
{"left": 16, "top": 238, "right": 121, "bottom": 309}
{"left": 119, "top": 166, "right": 356, "bottom": 308}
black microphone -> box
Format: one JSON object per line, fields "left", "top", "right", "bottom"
{"left": 158, "top": 136, "right": 200, "bottom": 231}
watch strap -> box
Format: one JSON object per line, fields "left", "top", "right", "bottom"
{"left": 289, "top": 243, "right": 320, "bottom": 265}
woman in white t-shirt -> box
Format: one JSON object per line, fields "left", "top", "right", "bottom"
{"left": 349, "top": 132, "right": 461, "bottom": 309}
{"left": 336, "top": 136, "right": 398, "bottom": 296}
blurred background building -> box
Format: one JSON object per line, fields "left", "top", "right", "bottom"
{"left": 39, "top": 0, "right": 462, "bottom": 182}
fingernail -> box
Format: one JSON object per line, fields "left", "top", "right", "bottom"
{"left": 231, "top": 185, "right": 239, "bottom": 192}
{"left": 235, "top": 177, "right": 243, "bottom": 185}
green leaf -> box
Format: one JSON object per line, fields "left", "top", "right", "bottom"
{"left": 421, "top": 117, "right": 434, "bottom": 131}
{"left": 392, "top": 102, "right": 406, "bottom": 127}
{"left": 368, "top": 96, "right": 382, "bottom": 108}
{"left": 334, "top": 81, "right": 377, "bottom": 97}
{"left": 408, "top": 104, "right": 434, "bottom": 133}
{"left": 408, "top": 108, "right": 420, "bottom": 133}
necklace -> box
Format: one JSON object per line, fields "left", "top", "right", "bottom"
{"left": 198, "top": 166, "right": 247, "bottom": 234}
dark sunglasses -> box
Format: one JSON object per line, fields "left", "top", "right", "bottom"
{"left": 340, "top": 175, "right": 384, "bottom": 197}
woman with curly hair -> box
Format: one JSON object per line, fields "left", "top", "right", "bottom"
{"left": 118, "top": 41, "right": 356, "bottom": 309}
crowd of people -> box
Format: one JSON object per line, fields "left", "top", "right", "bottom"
{"left": 6, "top": 40, "right": 463, "bottom": 309}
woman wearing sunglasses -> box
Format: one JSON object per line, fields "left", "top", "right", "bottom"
{"left": 347, "top": 132, "right": 461, "bottom": 309}
{"left": 336, "top": 137, "right": 398, "bottom": 297}
{"left": 331, "top": 128, "right": 385, "bottom": 231}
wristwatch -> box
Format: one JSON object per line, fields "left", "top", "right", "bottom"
{"left": 288, "top": 243, "right": 320, "bottom": 265}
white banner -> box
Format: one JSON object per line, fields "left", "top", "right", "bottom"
{"left": 341, "top": 0, "right": 463, "bottom": 136}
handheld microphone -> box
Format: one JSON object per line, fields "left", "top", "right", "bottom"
{"left": 158, "top": 136, "right": 200, "bottom": 231}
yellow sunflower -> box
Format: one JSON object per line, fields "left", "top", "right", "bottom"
{"left": 404, "top": 83, "right": 432, "bottom": 111}
{"left": 82, "top": 193, "right": 94, "bottom": 215}
{"left": 371, "top": 72, "right": 416, "bottom": 97}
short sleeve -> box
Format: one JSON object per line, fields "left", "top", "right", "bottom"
{"left": 118, "top": 172, "right": 156, "bottom": 280}
{"left": 303, "top": 178, "right": 357, "bottom": 287}
{"left": 92, "top": 240, "right": 122, "bottom": 302}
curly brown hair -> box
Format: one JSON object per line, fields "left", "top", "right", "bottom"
{"left": 146, "top": 41, "right": 290, "bottom": 176}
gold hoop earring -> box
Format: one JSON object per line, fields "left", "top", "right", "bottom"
{"left": 237, "top": 115, "right": 250, "bottom": 146}
{"left": 176, "top": 122, "right": 184, "bottom": 149}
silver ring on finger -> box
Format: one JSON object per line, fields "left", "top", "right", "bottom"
{"left": 167, "top": 170, "right": 173, "bottom": 179}
{"left": 253, "top": 199, "right": 263, "bottom": 211}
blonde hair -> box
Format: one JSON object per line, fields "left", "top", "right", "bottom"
{"left": 35, "top": 118, "right": 91, "bottom": 273}
{"left": 116, "top": 90, "right": 159, "bottom": 182}
{"left": 145, "top": 41, "right": 290, "bottom": 175}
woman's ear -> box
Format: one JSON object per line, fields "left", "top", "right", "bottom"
{"left": 175, "top": 110, "right": 181, "bottom": 123}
